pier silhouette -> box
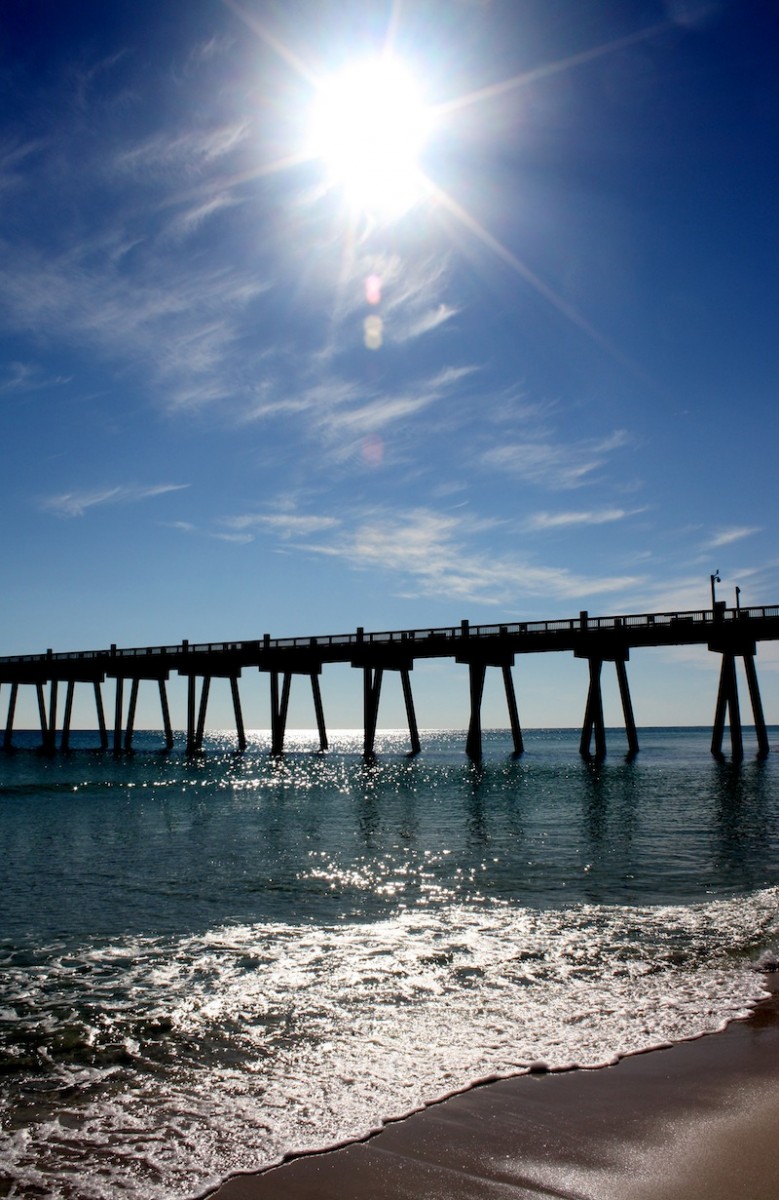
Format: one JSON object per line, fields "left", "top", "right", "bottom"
{"left": 1, "top": 603, "right": 777, "bottom": 762}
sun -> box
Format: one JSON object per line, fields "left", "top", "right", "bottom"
{"left": 309, "top": 57, "right": 432, "bottom": 221}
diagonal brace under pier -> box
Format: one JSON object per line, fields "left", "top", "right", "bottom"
{"left": 577, "top": 652, "right": 639, "bottom": 760}
{"left": 710, "top": 647, "right": 769, "bottom": 761}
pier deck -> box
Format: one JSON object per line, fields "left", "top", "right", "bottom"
{"left": 2, "top": 604, "right": 777, "bottom": 761}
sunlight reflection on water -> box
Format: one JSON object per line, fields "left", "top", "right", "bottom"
{"left": 1, "top": 727, "right": 778, "bottom": 1198}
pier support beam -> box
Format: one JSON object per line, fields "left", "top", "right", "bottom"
{"left": 124, "top": 679, "right": 140, "bottom": 752}
{"left": 580, "top": 658, "right": 607, "bottom": 760}
{"left": 52, "top": 679, "right": 111, "bottom": 751}
{"left": 263, "top": 666, "right": 328, "bottom": 756}
{"left": 354, "top": 659, "right": 419, "bottom": 758}
{"left": 42, "top": 681, "right": 58, "bottom": 754}
{"left": 36, "top": 681, "right": 48, "bottom": 751}
{"left": 401, "top": 668, "right": 421, "bottom": 756}
{"left": 186, "top": 675, "right": 197, "bottom": 755}
{"left": 195, "top": 675, "right": 211, "bottom": 752}
{"left": 179, "top": 671, "right": 244, "bottom": 754}
{"left": 502, "top": 664, "right": 524, "bottom": 757}
{"left": 95, "top": 682, "right": 108, "bottom": 749}
{"left": 616, "top": 658, "right": 640, "bottom": 758}
{"left": 270, "top": 670, "right": 291, "bottom": 756}
{"left": 159, "top": 679, "right": 174, "bottom": 751}
{"left": 230, "top": 676, "right": 247, "bottom": 753}
{"left": 710, "top": 643, "right": 768, "bottom": 761}
{"left": 456, "top": 649, "right": 522, "bottom": 762}
{"left": 744, "top": 653, "right": 770, "bottom": 758}
{"left": 310, "top": 672, "right": 328, "bottom": 752}
{"left": 61, "top": 681, "right": 76, "bottom": 751}
{"left": 363, "top": 667, "right": 383, "bottom": 758}
{"left": 465, "top": 661, "right": 486, "bottom": 762}
{"left": 577, "top": 650, "right": 638, "bottom": 761}
{"left": 103, "top": 674, "right": 170, "bottom": 753}
{"left": 3, "top": 682, "right": 18, "bottom": 750}
{"left": 113, "top": 677, "right": 125, "bottom": 755}
{"left": 184, "top": 673, "right": 215, "bottom": 754}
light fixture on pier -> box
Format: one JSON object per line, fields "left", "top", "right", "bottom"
{"left": 710, "top": 570, "right": 721, "bottom": 609}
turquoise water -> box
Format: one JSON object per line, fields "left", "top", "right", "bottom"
{"left": 1, "top": 727, "right": 779, "bottom": 1198}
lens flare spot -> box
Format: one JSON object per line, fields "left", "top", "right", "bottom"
{"left": 363, "top": 314, "right": 383, "bottom": 350}
{"left": 365, "top": 274, "right": 382, "bottom": 305}
{"left": 362, "top": 434, "right": 384, "bottom": 466}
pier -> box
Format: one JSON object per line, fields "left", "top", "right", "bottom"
{"left": 1, "top": 603, "right": 777, "bottom": 762}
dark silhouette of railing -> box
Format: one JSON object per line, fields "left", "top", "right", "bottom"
{"left": 2, "top": 603, "right": 777, "bottom": 761}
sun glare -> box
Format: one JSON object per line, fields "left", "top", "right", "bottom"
{"left": 309, "top": 57, "right": 432, "bottom": 220}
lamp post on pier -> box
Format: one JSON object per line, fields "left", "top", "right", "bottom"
{"left": 710, "top": 570, "right": 721, "bottom": 611}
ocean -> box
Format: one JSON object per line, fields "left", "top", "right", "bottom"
{"left": 1, "top": 727, "right": 778, "bottom": 1200}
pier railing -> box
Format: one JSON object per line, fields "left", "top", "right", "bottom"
{"left": 2, "top": 604, "right": 777, "bottom": 763}
{"left": 3, "top": 604, "right": 779, "bottom": 666}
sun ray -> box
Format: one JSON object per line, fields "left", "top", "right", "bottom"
{"left": 221, "top": 0, "right": 320, "bottom": 86}
{"left": 154, "top": 149, "right": 317, "bottom": 219}
{"left": 220, "top": 0, "right": 657, "bottom": 379}
{"left": 432, "top": 20, "right": 673, "bottom": 119}
{"left": 426, "top": 177, "right": 650, "bottom": 381}
{"left": 383, "top": 0, "right": 405, "bottom": 58}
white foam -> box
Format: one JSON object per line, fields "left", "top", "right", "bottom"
{"left": 1, "top": 888, "right": 777, "bottom": 1199}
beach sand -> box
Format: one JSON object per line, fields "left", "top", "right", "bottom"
{"left": 206, "top": 974, "right": 779, "bottom": 1200}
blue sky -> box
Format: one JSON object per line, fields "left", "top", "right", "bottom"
{"left": 2, "top": 0, "right": 778, "bottom": 733}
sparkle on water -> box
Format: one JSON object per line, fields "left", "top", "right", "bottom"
{"left": 1, "top": 726, "right": 778, "bottom": 1200}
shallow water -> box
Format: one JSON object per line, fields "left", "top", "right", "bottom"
{"left": 1, "top": 727, "right": 778, "bottom": 1198}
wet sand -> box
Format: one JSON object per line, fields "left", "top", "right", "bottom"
{"left": 207, "top": 975, "right": 779, "bottom": 1200}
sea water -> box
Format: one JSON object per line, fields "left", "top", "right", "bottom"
{"left": 1, "top": 727, "right": 778, "bottom": 1199}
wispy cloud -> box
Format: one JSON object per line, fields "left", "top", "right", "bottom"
{"left": 0, "top": 71, "right": 274, "bottom": 420}
{"left": 161, "top": 518, "right": 254, "bottom": 544}
{"left": 0, "top": 237, "right": 269, "bottom": 413}
{"left": 241, "top": 364, "right": 479, "bottom": 464}
{"left": 296, "top": 506, "right": 644, "bottom": 606}
{"left": 166, "top": 194, "right": 241, "bottom": 240}
{"left": 221, "top": 512, "right": 340, "bottom": 538}
{"left": 0, "top": 361, "right": 71, "bottom": 394}
{"left": 0, "top": 139, "right": 47, "bottom": 197}
{"left": 707, "top": 526, "right": 762, "bottom": 548}
{"left": 170, "top": 500, "right": 644, "bottom": 607}
{"left": 396, "top": 302, "right": 459, "bottom": 341}
{"left": 524, "top": 507, "right": 645, "bottom": 531}
{"left": 42, "top": 483, "right": 189, "bottom": 518}
{"left": 482, "top": 430, "right": 630, "bottom": 489}
{"left": 113, "top": 122, "right": 253, "bottom": 178}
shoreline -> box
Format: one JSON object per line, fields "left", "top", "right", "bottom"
{"left": 205, "top": 973, "right": 779, "bottom": 1200}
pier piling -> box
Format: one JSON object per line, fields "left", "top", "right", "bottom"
{"left": 230, "top": 675, "right": 247, "bottom": 752}
{"left": 310, "top": 672, "right": 328, "bottom": 752}
{"left": 577, "top": 650, "right": 639, "bottom": 760}
{"left": 580, "top": 658, "right": 607, "bottom": 760}
{"left": 502, "top": 663, "right": 524, "bottom": 756}
{"left": 465, "top": 661, "right": 486, "bottom": 762}
{"left": 401, "top": 668, "right": 421, "bottom": 756}
{"left": 2, "top": 603, "right": 777, "bottom": 761}
{"left": 61, "top": 681, "right": 75, "bottom": 751}
{"left": 363, "top": 667, "right": 383, "bottom": 757}
{"left": 159, "top": 679, "right": 174, "bottom": 751}
{"left": 3, "top": 682, "right": 18, "bottom": 750}
{"left": 95, "top": 682, "right": 108, "bottom": 749}
{"left": 270, "top": 670, "right": 291, "bottom": 756}
{"left": 709, "top": 637, "right": 768, "bottom": 761}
